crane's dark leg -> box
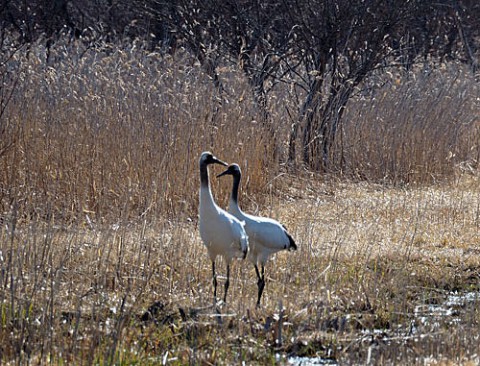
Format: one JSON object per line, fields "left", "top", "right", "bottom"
{"left": 255, "top": 264, "right": 265, "bottom": 307}
{"left": 223, "top": 264, "right": 230, "bottom": 303}
{"left": 212, "top": 261, "right": 217, "bottom": 304}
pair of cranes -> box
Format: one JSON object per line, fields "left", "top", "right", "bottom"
{"left": 198, "top": 151, "right": 297, "bottom": 307}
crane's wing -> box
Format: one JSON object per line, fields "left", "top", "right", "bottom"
{"left": 246, "top": 215, "right": 293, "bottom": 250}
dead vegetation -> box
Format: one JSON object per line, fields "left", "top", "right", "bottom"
{"left": 0, "top": 40, "right": 480, "bottom": 364}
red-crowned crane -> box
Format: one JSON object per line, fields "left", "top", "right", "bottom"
{"left": 217, "top": 164, "right": 297, "bottom": 307}
{"left": 198, "top": 153, "right": 249, "bottom": 305}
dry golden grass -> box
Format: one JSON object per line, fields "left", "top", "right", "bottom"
{"left": 2, "top": 174, "right": 480, "bottom": 364}
{"left": 341, "top": 64, "right": 480, "bottom": 183}
{"left": 1, "top": 39, "right": 480, "bottom": 364}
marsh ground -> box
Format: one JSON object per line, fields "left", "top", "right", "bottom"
{"left": 2, "top": 174, "right": 480, "bottom": 365}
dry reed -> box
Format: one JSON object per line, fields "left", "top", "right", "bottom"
{"left": 0, "top": 38, "right": 479, "bottom": 364}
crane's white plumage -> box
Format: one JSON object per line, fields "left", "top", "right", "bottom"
{"left": 218, "top": 163, "right": 297, "bottom": 306}
{"left": 198, "top": 152, "right": 248, "bottom": 304}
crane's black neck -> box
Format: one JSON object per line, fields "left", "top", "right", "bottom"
{"left": 200, "top": 161, "right": 210, "bottom": 188}
{"left": 231, "top": 172, "right": 241, "bottom": 204}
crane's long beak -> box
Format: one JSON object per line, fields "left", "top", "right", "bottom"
{"left": 212, "top": 156, "right": 228, "bottom": 166}
{"left": 217, "top": 168, "right": 231, "bottom": 178}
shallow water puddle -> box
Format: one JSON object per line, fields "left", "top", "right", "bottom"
{"left": 414, "top": 291, "right": 480, "bottom": 327}
{"left": 285, "top": 291, "right": 480, "bottom": 365}
{"left": 445, "top": 291, "right": 480, "bottom": 306}
{"left": 288, "top": 356, "right": 338, "bottom": 365}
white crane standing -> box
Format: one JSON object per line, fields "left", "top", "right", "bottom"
{"left": 217, "top": 163, "right": 297, "bottom": 307}
{"left": 198, "top": 152, "right": 249, "bottom": 305}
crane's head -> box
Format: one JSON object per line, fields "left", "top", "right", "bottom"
{"left": 217, "top": 163, "right": 241, "bottom": 178}
{"left": 199, "top": 151, "right": 228, "bottom": 167}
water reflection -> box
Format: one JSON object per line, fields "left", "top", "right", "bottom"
{"left": 288, "top": 356, "right": 338, "bottom": 365}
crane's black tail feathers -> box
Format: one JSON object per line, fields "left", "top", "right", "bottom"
{"left": 285, "top": 231, "right": 297, "bottom": 251}
{"left": 282, "top": 224, "right": 297, "bottom": 251}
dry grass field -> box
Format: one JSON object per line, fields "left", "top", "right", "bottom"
{"left": 1, "top": 40, "right": 480, "bottom": 364}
